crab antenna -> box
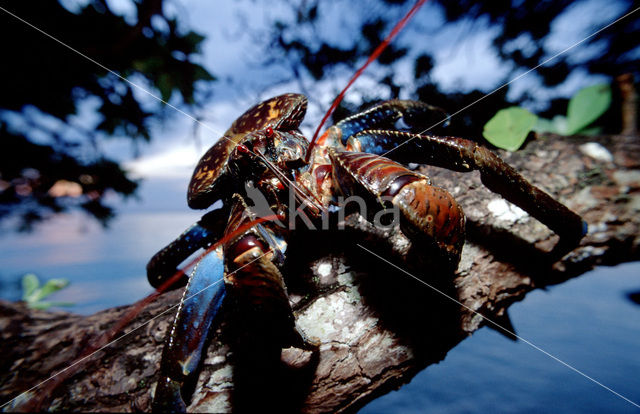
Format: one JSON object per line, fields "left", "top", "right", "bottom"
{"left": 305, "top": 0, "right": 428, "bottom": 162}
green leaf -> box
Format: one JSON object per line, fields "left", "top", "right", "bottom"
{"left": 566, "top": 84, "right": 611, "bottom": 135}
{"left": 21, "top": 273, "right": 39, "bottom": 301}
{"left": 483, "top": 107, "right": 538, "bottom": 151}
{"left": 532, "top": 117, "right": 555, "bottom": 134}
{"left": 551, "top": 115, "right": 568, "bottom": 135}
{"left": 34, "top": 278, "right": 70, "bottom": 302}
{"left": 28, "top": 301, "right": 53, "bottom": 310}
{"left": 576, "top": 125, "right": 603, "bottom": 136}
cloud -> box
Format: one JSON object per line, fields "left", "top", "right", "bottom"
{"left": 125, "top": 144, "right": 203, "bottom": 179}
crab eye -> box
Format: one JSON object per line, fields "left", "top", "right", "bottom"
{"left": 237, "top": 144, "right": 251, "bottom": 154}
{"left": 265, "top": 126, "right": 274, "bottom": 137}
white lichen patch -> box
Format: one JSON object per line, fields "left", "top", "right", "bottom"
{"left": 487, "top": 199, "right": 529, "bottom": 223}
{"left": 345, "top": 286, "right": 361, "bottom": 304}
{"left": 357, "top": 331, "right": 412, "bottom": 378}
{"left": 317, "top": 262, "right": 332, "bottom": 277}
{"left": 296, "top": 291, "right": 374, "bottom": 343}
{"left": 629, "top": 195, "right": 640, "bottom": 212}
{"left": 567, "top": 245, "right": 607, "bottom": 263}
{"left": 569, "top": 187, "right": 599, "bottom": 210}
{"left": 457, "top": 243, "right": 484, "bottom": 274}
{"left": 341, "top": 317, "right": 377, "bottom": 345}
{"left": 296, "top": 297, "right": 340, "bottom": 338}
{"left": 204, "top": 365, "right": 233, "bottom": 389}
{"left": 464, "top": 205, "right": 486, "bottom": 222}
{"left": 337, "top": 271, "right": 355, "bottom": 286}
{"left": 142, "top": 352, "right": 157, "bottom": 363}
{"left": 468, "top": 313, "right": 486, "bottom": 331}
{"left": 361, "top": 333, "right": 394, "bottom": 356}
{"left": 588, "top": 221, "right": 607, "bottom": 235}
{"left": 613, "top": 170, "right": 640, "bottom": 187}
{"left": 203, "top": 354, "right": 226, "bottom": 365}
{"left": 579, "top": 142, "right": 613, "bottom": 162}
{"left": 191, "top": 381, "right": 231, "bottom": 413}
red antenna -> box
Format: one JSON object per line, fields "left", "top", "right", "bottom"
{"left": 306, "top": 0, "right": 429, "bottom": 162}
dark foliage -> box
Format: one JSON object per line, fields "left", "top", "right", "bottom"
{"left": 257, "top": 0, "right": 638, "bottom": 134}
{"left": 0, "top": 0, "right": 215, "bottom": 230}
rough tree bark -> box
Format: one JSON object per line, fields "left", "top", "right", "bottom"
{"left": 1, "top": 133, "right": 639, "bottom": 412}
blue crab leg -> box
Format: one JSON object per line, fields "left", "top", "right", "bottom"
{"left": 152, "top": 245, "right": 226, "bottom": 412}
{"left": 344, "top": 130, "right": 587, "bottom": 243}
{"left": 147, "top": 208, "right": 229, "bottom": 289}
{"left": 152, "top": 198, "right": 314, "bottom": 411}
{"left": 337, "top": 100, "right": 448, "bottom": 138}
{"left": 316, "top": 100, "right": 449, "bottom": 148}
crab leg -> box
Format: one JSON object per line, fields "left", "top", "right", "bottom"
{"left": 315, "top": 100, "right": 449, "bottom": 149}
{"left": 329, "top": 149, "right": 465, "bottom": 271}
{"left": 221, "top": 197, "right": 308, "bottom": 348}
{"left": 152, "top": 198, "right": 310, "bottom": 411}
{"left": 344, "top": 130, "right": 587, "bottom": 243}
{"left": 152, "top": 245, "right": 226, "bottom": 412}
{"left": 147, "top": 207, "right": 230, "bottom": 289}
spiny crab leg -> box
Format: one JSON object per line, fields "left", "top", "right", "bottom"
{"left": 152, "top": 210, "right": 289, "bottom": 411}
{"left": 346, "top": 130, "right": 587, "bottom": 243}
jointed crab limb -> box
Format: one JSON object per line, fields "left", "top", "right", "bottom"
{"left": 152, "top": 246, "right": 226, "bottom": 413}
{"left": 151, "top": 196, "right": 312, "bottom": 411}
{"left": 335, "top": 100, "right": 449, "bottom": 139}
{"left": 221, "top": 197, "right": 307, "bottom": 347}
{"left": 329, "top": 150, "right": 465, "bottom": 270}
{"left": 345, "top": 130, "right": 587, "bottom": 242}
{"left": 315, "top": 100, "right": 449, "bottom": 149}
{"left": 147, "top": 208, "right": 230, "bottom": 289}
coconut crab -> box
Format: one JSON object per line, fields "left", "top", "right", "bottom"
{"left": 146, "top": 93, "right": 586, "bottom": 411}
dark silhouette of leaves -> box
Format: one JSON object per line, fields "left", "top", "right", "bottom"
{"left": 251, "top": 0, "right": 638, "bottom": 139}
{"left": 0, "top": 0, "right": 215, "bottom": 230}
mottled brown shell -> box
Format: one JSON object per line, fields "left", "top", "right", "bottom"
{"left": 187, "top": 93, "right": 308, "bottom": 209}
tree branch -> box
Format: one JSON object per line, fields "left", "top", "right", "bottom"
{"left": 1, "top": 133, "right": 639, "bottom": 412}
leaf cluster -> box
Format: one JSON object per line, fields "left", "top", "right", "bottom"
{"left": 483, "top": 83, "right": 612, "bottom": 150}
{"left": 0, "top": 0, "right": 215, "bottom": 230}
{"left": 21, "top": 273, "right": 73, "bottom": 310}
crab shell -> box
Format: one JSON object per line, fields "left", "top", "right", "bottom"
{"left": 187, "top": 93, "right": 308, "bottom": 209}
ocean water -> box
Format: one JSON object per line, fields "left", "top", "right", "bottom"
{"left": 0, "top": 178, "right": 638, "bottom": 412}
{"left": 0, "top": 178, "right": 197, "bottom": 314}
{"left": 360, "top": 263, "right": 640, "bottom": 413}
